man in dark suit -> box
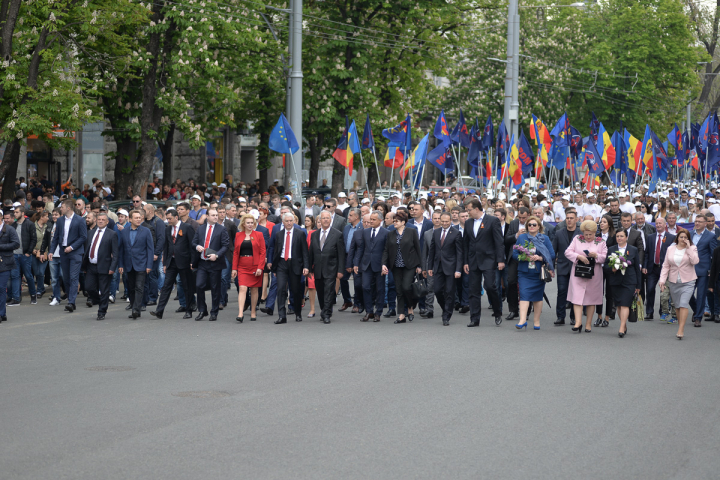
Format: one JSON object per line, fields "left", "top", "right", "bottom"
{"left": 192, "top": 208, "right": 230, "bottom": 321}
{"left": 309, "top": 210, "right": 345, "bottom": 323}
{"left": 269, "top": 212, "right": 309, "bottom": 323}
{"left": 462, "top": 198, "right": 504, "bottom": 327}
{"left": 493, "top": 208, "right": 511, "bottom": 314}
{"left": 49, "top": 198, "right": 88, "bottom": 312}
{"left": 643, "top": 217, "right": 674, "bottom": 320}
{"left": 82, "top": 212, "right": 118, "bottom": 320}
{"left": 142, "top": 204, "right": 165, "bottom": 307}
{"left": 408, "top": 201, "right": 433, "bottom": 315}
{"left": 420, "top": 211, "right": 442, "bottom": 319}
{"left": 118, "top": 210, "right": 154, "bottom": 319}
{"left": 552, "top": 208, "right": 580, "bottom": 326}
{"left": 690, "top": 213, "right": 718, "bottom": 326}
{"left": 533, "top": 206, "right": 555, "bottom": 243}
{"left": 503, "top": 207, "right": 530, "bottom": 321}
{"left": 261, "top": 205, "right": 298, "bottom": 316}
{"left": 428, "top": 212, "right": 463, "bottom": 326}
{"left": 150, "top": 209, "right": 197, "bottom": 319}
{"left": 339, "top": 208, "right": 363, "bottom": 312}
{"left": 620, "top": 212, "right": 645, "bottom": 267}
{"left": 354, "top": 210, "right": 387, "bottom": 322}
{"left": 323, "top": 198, "right": 347, "bottom": 232}
{"left": 9, "top": 205, "right": 37, "bottom": 305}
{"left": 0, "top": 213, "right": 20, "bottom": 322}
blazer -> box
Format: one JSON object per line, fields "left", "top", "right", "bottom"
{"left": 691, "top": 229, "right": 717, "bottom": 276}
{"left": 603, "top": 244, "right": 641, "bottom": 289}
{"left": 50, "top": 213, "right": 87, "bottom": 257}
{"left": 504, "top": 219, "right": 525, "bottom": 263}
{"left": 191, "top": 222, "right": 230, "bottom": 271}
{"left": 266, "top": 223, "right": 301, "bottom": 261}
{"left": 233, "top": 230, "right": 267, "bottom": 274}
{"left": 542, "top": 221, "right": 556, "bottom": 243}
{"left": 661, "top": 244, "right": 699, "bottom": 284}
{"left": 421, "top": 227, "right": 436, "bottom": 272}
{"left": 634, "top": 223, "right": 656, "bottom": 239}
{"left": 331, "top": 214, "right": 347, "bottom": 232}
{"left": 552, "top": 227, "right": 582, "bottom": 276}
{"left": 224, "top": 219, "right": 239, "bottom": 262}
{"left": 355, "top": 226, "right": 388, "bottom": 272}
{"left": 463, "top": 214, "right": 505, "bottom": 271}
{"left": 147, "top": 216, "right": 166, "bottom": 257}
{"left": 0, "top": 223, "right": 20, "bottom": 272}
{"left": 347, "top": 227, "right": 363, "bottom": 270}
{"left": 622, "top": 228, "right": 645, "bottom": 267}
{"left": 118, "top": 225, "right": 154, "bottom": 272}
{"left": 163, "top": 221, "right": 196, "bottom": 270}
{"left": 12, "top": 219, "right": 37, "bottom": 255}
{"left": 513, "top": 233, "right": 556, "bottom": 273}
{"left": 343, "top": 222, "right": 363, "bottom": 254}
{"left": 383, "top": 227, "right": 421, "bottom": 271}
{"left": 82, "top": 227, "right": 119, "bottom": 274}
{"left": 408, "top": 217, "right": 433, "bottom": 251}
{"left": 427, "top": 227, "right": 463, "bottom": 275}
{"left": 269, "top": 227, "right": 308, "bottom": 275}
{"left": 309, "top": 228, "right": 345, "bottom": 279}
{"left": 645, "top": 232, "right": 676, "bottom": 270}
{"left": 255, "top": 224, "right": 270, "bottom": 247}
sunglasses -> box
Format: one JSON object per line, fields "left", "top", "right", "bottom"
{"left": 324, "top": 205, "right": 333, "bottom": 209}
{"left": 527, "top": 223, "right": 538, "bottom": 227}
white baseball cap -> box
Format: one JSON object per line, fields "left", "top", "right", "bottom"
{"left": 436, "top": 199, "right": 445, "bottom": 205}
{"left": 442, "top": 188, "right": 450, "bottom": 193}
{"left": 152, "top": 188, "right": 160, "bottom": 195}
{"left": 338, "top": 192, "right": 347, "bottom": 198}
{"left": 212, "top": 182, "right": 217, "bottom": 186}
{"left": 191, "top": 194, "right": 202, "bottom": 201}
{"left": 562, "top": 195, "right": 570, "bottom": 201}
{"left": 587, "top": 193, "right": 595, "bottom": 198}
{"left": 274, "top": 178, "right": 280, "bottom": 182}
{"left": 118, "top": 209, "right": 129, "bottom": 216}
{"left": 434, "top": 205, "right": 443, "bottom": 211}
{"left": 219, "top": 183, "right": 227, "bottom": 189}
{"left": 361, "top": 198, "right": 371, "bottom": 204}
{"left": 377, "top": 196, "right": 386, "bottom": 202}
{"left": 249, "top": 209, "right": 259, "bottom": 220}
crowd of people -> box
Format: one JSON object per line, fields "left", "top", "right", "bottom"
{"left": 2, "top": 173, "right": 720, "bottom": 340}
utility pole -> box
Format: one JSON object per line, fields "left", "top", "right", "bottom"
{"left": 288, "top": 0, "right": 303, "bottom": 200}
{"left": 687, "top": 91, "right": 692, "bottom": 133}
{"left": 504, "top": 0, "right": 520, "bottom": 143}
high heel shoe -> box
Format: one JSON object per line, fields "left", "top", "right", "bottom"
{"left": 571, "top": 324, "right": 583, "bottom": 333}
{"left": 515, "top": 322, "right": 527, "bottom": 330}
{"left": 250, "top": 317, "right": 257, "bottom": 322}
{"left": 394, "top": 317, "right": 406, "bottom": 324}
{"left": 601, "top": 320, "right": 609, "bottom": 327}
{"left": 236, "top": 316, "right": 244, "bottom": 323}
{"left": 533, "top": 325, "right": 540, "bottom": 330}
{"left": 593, "top": 318, "right": 602, "bottom": 327}
{"left": 618, "top": 327, "right": 627, "bottom": 338}
{"left": 676, "top": 334, "right": 684, "bottom": 340}
{"left": 407, "top": 314, "right": 414, "bottom": 322}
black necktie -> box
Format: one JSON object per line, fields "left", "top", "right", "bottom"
{"left": 371, "top": 229, "right": 375, "bottom": 240}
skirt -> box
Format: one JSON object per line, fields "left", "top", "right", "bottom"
{"left": 667, "top": 280, "right": 695, "bottom": 309}
{"left": 237, "top": 256, "right": 262, "bottom": 288}
{"left": 611, "top": 283, "right": 635, "bottom": 308}
{"left": 518, "top": 268, "right": 545, "bottom": 303}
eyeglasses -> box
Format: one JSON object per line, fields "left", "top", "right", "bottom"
{"left": 527, "top": 223, "right": 538, "bottom": 227}
{"left": 324, "top": 205, "right": 333, "bottom": 209}
{"left": 133, "top": 200, "right": 141, "bottom": 203}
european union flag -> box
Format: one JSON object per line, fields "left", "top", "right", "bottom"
{"left": 268, "top": 113, "right": 300, "bottom": 155}
{"left": 362, "top": 114, "right": 375, "bottom": 151}
{"left": 481, "top": 115, "right": 494, "bottom": 152}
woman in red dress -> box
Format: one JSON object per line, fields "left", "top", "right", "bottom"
{"left": 231, "top": 214, "right": 266, "bottom": 323}
{"left": 304, "top": 215, "right": 317, "bottom": 318}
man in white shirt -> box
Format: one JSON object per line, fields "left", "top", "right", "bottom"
{"left": 584, "top": 193, "right": 603, "bottom": 221}
{"left": 619, "top": 193, "right": 637, "bottom": 214}
{"left": 553, "top": 195, "right": 569, "bottom": 222}
{"left": 337, "top": 192, "right": 350, "bottom": 213}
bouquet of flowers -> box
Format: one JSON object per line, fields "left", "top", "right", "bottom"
{"left": 608, "top": 252, "right": 632, "bottom": 275}
{"left": 513, "top": 241, "right": 537, "bottom": 262}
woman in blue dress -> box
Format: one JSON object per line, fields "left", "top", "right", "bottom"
{"left": 512, "top": 215, "right": 555, "bottom": 330}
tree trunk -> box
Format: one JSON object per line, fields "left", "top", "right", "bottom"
{"left": 257, "top": 131, "right": 270, "bottom": 193}
{"left": 366, "top": 163, "right": 379, "bottom": 194}
{"left": 331, "top": 162, "right": 345, "bottom": 197}
{"left": 113, "top": 137, "right": 137, "bottom": 199}
{"left": 0, "top": 138, "right": 20, "bottom": 201}
{"left": 160, "top": 123, "right": 175, "bottom": 185}
{"left": 307, "top": 133, "right": 324, "bottom": 188}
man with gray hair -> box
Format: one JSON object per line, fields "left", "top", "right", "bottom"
{"left": 82, "top": 212, "right": 118, "bottom": 320}
{"left": 420, "top": 211, "right": 442, "bottom": 319}
{"left": 353, "top": 210, "right": 388, "bottom": 322}
{"left": 261, "top": 205, "right": 295, "bottom": 316}
{"left": 340, "top": 208, "right": 363, "bottom": 313}
{"left": 532, "top": 206, "right": 555, "bottom": 243}
{"left": 309, "top": 210, "right": 345, "bottom": 324}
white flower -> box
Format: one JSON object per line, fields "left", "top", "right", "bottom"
{"left": 49, "top": 13, "right": 56, "bottom": 22}
{"left": 7, "top": 121, "right": 15, "bottom": 129}
{"left": 17, "top": 132, "right": 23, "bottom": 139}
{"left": 52, "top": 89, "right": 58, "bottom": 96}
{"left": 6, "top": 73, "right": 15, "bottom": 81}
{"left": 85, "top": 109, "right": 92, "bottom": 116}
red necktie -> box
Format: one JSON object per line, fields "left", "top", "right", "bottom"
{"left": 284, "top": 231, "right": 291, "bottom": 260}
{"left": 90, "top": 229, "right": 101, "bottom": 260}
{"left": 204, "top": 225, "right": 213, "bottom": 250}
{"left": 173, "top": 226, "right": 177, "bottom": 244}
{"left": 655, "top": 234, "right": 661, "bottom": 264}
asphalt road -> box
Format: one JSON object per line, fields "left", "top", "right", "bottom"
{"left": 2, "top": 281, "right": 720, "bottom": 480}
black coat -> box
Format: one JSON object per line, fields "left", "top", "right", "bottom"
{"left": 427, "top": 227, "right": 463, "bottom": 275}
{"left": 12, "top": 219, "right": 36, "bottom": 255}
{"left": 463, "top": 215, "right": 504, "bottom": 271}
{"left": 0, "top": 224, "right": 20, "bottom": 272}
{"left": 645, "top": 232, "right": 675, "bottom": 270}
{"left": 82, "top": 227, "right": 119, "bottom": 274}
{"left": 223, "top": 219, "right": 239, "bottom": 262}
{"left": 552, "top": 227, "right": 582, "bottom": 276}
{"left": 622, "top": 228, "right": 646, "bottom": 267}
{"left": 271, "top": 228, "right": 309, "bottom": 276}
{"left": 383, "top": 227, "right": 421, "bottom": 271}
{"left": 163, "top": 221, "right": 196, "bottom": 270}
{"left": 191, "top": 223, "right": 230, "bottom": 271}
{"left": 603, "top": 244, "right": 641, "bottom": 289}
{"left": 309, "top": 228, "right": 345, "bottom": 279}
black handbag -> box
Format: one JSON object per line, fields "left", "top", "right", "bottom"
{"left": 540, "top": 263, "right": 552, "bottom": 283}
{"left": 574, "top": 251, "right": 596, "bottom": 279}
{"left": 409, "top": 274, "right": 428, "bottom": 301}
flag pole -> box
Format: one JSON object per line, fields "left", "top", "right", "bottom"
{"left": 388, "top": 149, "right": 396, "bottom": 193}
{"left": 416, "top": 135, "right": 431, "bottom": 201}
{"left": 450, "top": 144, "right": 465, "bottom": 192}
{"left": 357, "top": 149, "right": 369, "bottom": 195}
{"left": 369, "top": 146, "right": 379, "bottom": 193}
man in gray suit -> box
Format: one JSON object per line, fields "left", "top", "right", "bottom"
{"left": 420, "top": 211, "right": 442, "bottom": 319}
{"left": 303, "top": 194, "right": 322, "bottom": 221}
{"left": 323, "top": 198, "right": 347, "bottom": 232}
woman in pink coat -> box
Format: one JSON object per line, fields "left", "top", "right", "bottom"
{"left": 658, "top": 229, "right": 698, "bottom": 340}
{"left": 564, "top": 220, "right": 608, "bottom": 333}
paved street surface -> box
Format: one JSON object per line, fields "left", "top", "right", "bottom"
{"left": 2, "top": 282, "right": 720, "bottom": 480}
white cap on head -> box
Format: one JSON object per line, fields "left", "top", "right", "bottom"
{"left": 392, "top": 193, "right": 401, "bottom": 198}
{"left": 689, "top": 199, "right": 696, "bottom": 204}
{"left": 20, "top": 183, "right": 27, "bottom": 189}
{"left": 436, "top": 199, "right": 445, "bottom": 205}
{"left": 587, "top": 193, "right": 595, "bottom": 198}
{"left": 219, "top": 183, "right": 227, "bottom": 188}
{"left": 12, "top": 202, "right": 20, "bottom": 207}
{"left": 442, "top": 188, "right": 450, "bottom": 193}
{"left": 118, "top": 209, "right": 129, "bottom": 216}
{"left": 498, "top": 192, "right": 506, "bottom": 200}
{"left": 274, "top": 178, "right": 280, "bottom": 183}
{"left": 212, "top": 182, "right": 217, "bottom": 186}
{"left": 361, "top": 198, "right": 371, "bottom": 204}
{"left": 562, "top": 195, "right": 570, "bottom": 201}
{"left": 192, "top": 194, "right": 202, "bottom": 201}
{"left": 338, "top": 192, "right": 347, "bottom": 198}
{"left": 249, "top": 209, "right": 259, "bottom": 220}
{"left": 434, "top": 205, "right": 443, "bottom": 211}
{"left": 377, "top": 196, "right": 385, "bottom": 202}
{"left": 152, "top": 188, "right": 160, "bottom": 195}
{"left": 540, "top": 200, "right": 549, "bottom": 207}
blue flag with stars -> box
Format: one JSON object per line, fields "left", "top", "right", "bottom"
{"left": 268, "top": 113, "right": 299, "bottom": 155}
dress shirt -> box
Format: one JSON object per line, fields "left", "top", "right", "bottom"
{"left": 319, "top": 228, "right": 331, "bottom": 250}
{"left": 202, "top": 224, "right": 214, "bottom": 259}
{"left": 346, "top": 223, "right": 360, "bottom": 253}
{"left": 89, "top": 228, "right": 106, "bottom": 264}
{"left": 693, "top": 229, "right": 705, "bottom": 246}
{"left": 654, "top": 231, "right": 665, "bottom": 265}
{"left": 63, "top": 213, "right": 74, "bottom": 247}
{"left": 473, "top": 215, "right": 484, "bottom": 236}
{"left": 280, "top": 227, "right": 294, "bottom": 260}
{"left": 129, "top": 227, "right": 138, "bottom": 246}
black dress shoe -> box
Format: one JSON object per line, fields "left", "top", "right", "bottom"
{"left": 150, "top": 311, "right": 163, "bottom": 319}
{"left": 175, "top": 306, "right": 187, "bottom": 313}
{"left": 443, "top": 319, "right": 449, "bottom": 326}
{"left": 287, "top": 308, "right": 295, "bottom": 316}
{"left": 362, "top": 313, "right": 373, "bottom": 322}
{"left": 146, "top": 301, "right": 157, "bottom": 306}
{"left": 260, "top": 307, "right": 273, "bottom": 315}
{"left": 195, "top": 312, "right": 208, "bottom": 321}
{"left": 65, "top": 304, "right": 74, "bottom": 313}
{"left": 467, "top": 321, "right": 479, "bottom": 327}
{"left": 82, "top": 290, "right": 88, "bottom": 297}
{"left": 296, "top": 315, "right": 302, "bottom": 322}
{"left": 323, "top": 317, "right": 331, "bottom": 324}
{"left": 459, "top": 306, "right": 470, "bottom": 314}
{"left": 275, "top": 318, "right": 287, "bottom": 324}
{"left": 383, "top": 309, "right": 396, "bottom": 318}
{"left": 494, "top": 315, "right": 503, "bottom": 326}
{"left": 96, "top": 315, "right": 105, "bottom": 321}
{"left": 454, "top": 303, "right": 461, "bottom": 311}
{"left": 209, "top": 315, "right": 217, "bottom": 321}
{"left": 505, "top": 311, "right": 519, "bottom": 320}
{"left": 0, "top": 316, "right": 6, "bottom": 322}
{"left": 61, "top": 293, "right": 68, "bottom": 300}
{"left": 357, "top": 307, "right": 365, "bottom": 314}
{"left": 419, "top": 309, "right": 428, "bottom": 316}
{"left": 86, "top": 301, "right": 93, "bottom": 308}
{"left": 125, "top": 304, "right": 132, "bottom": 311}
{"left": 407, "top": 314, "right": 414, "bottom": 322}
{"left": 119, "top": 294, "right": 127, "bottom": 300}
{"left": 128, "top": 312, "right": 139, "bottom": 319}
{"left": 426, "top": 312, "right": 434, "bottom": 318}
{"left": 173, "top": 296, "right": 179, "bottom": 301}
{"left": 554, "top": 318, "right": 565, "bottom": 326}
{"left": 394, "top": 318, "right": 406, "bottom": 324}
{"left": 183, "top": 311, "right": 193, "bottom": 319}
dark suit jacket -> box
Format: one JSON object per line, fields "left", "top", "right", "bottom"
{"left": 463, "top": 214, "right": 504, "bottom": 271}
{"left": 542, "top": 221, "right": 556, "bottom": 243}
{"left": 266, "top": 223, "right": 301, "bottom": 261}
{"left": 0, "top": 224, "right": 20, "bottom": 272}
{"left": 255, "top": 224, "right": 270, "bottom": 247}
{"left": 50, "top": 214, "right": 87, "bottom": 257}
{"left": 163, "top": 221, "right": 196, "bottom": 269}
{"left": 147, "top": 216, "right": 166, "bottom": 257}
{"left": 309, "top": 228, "right": 345, "bottom": 279}
{"left": 331, "top": 214, "right": 347, "bottom": 232}
{"left": 118, "top": 225, "right": 154, "bottom": 272}
{"left": 355, "top": 226, "right": 388, "bottom": 272}
{"left": 623, "top": 228, "right": 645, "bottom": 267}
{"left": 82, "top": 227, "right": 119, "bottom": 274}
{"left": 408, "top": 217, "right": 433, "bottom": 251}
{"left": 504, "top": 219, "right": 524, "bottom": 264}
{"left": 427, "top": 227, "right": 463, "bottom": 275}
{"left": 603, "top": 244, "right": 641, "bottom": 289}
{"left": 552, "top": 227, "right": 582, "bottom": 276}
{"left": 645, "top": 232, "right": 675, "bottom": 270}
{"left": 223, "top": 219, "right": 239, "bottom": 262}
{"left": 271, "top": 227, "right": 309, "bottom": 276}
{"left": 191, "top": 222, "right": 230, "bottom": 271}
{"left": 692, "top": 229, "right": 718, "bottom": 276}
{"left": 383, "top": 227, "right": 421, "bottom": 271}
{"left": 12, "top": 219, "right": 36, "bottom": 255}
